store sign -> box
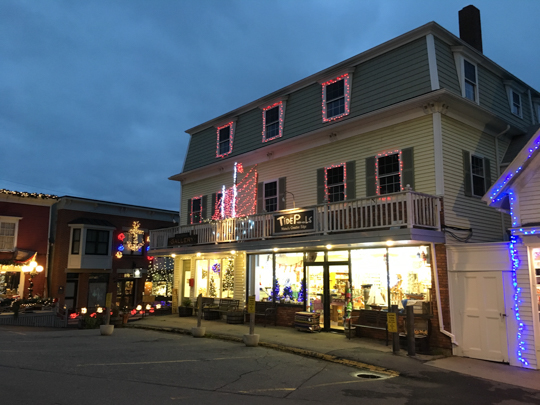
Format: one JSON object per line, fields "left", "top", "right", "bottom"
{"left": 273, "top": 209, "right": 315, "bottom": 234}
{"left": 168, "top": 233, "right": 198, "bottom": 246}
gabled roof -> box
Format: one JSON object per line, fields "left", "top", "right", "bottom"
{"left": 483, "top": 124, "right": 540, "bottom": 209}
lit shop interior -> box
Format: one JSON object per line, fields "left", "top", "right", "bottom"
{"left": 247, "top": 245, "right": 432, "bottom": 331}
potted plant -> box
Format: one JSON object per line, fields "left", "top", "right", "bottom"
{"left": 178, "top": 297, "right": 193, "bottom": 317}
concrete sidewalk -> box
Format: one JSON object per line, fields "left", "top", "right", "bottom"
{"left": 127, "top": 314, "right": 540, "bottom": 391}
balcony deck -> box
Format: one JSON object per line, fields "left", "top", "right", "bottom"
{"left": 149, "top": 190, "right": 441, "bottom": 250}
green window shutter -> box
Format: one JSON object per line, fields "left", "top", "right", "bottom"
{"left": 365, "top": 157, "right": 376, "bottom": 197}
{"left": 278, "top": 177, "right": 287, "bottom": 210}
{"left": 201, "top": 195, "right": 207, "bottom": 220}
{"left": 211, "top": 193, "right": 217, "bottom": 217}
{"left": 317, "top": 168, "right": 325, "bottom": 204}
{"left": 187, "top": 198, "right": 192, "bottom": 224}
{"left": 401, "top": 147, "right": 415, "bottom": 190}
{"left": 462, "top": 150, "right": 472, "bottom": 197}
{"left": 484, "top": 158, "right": 492, "bottom": 191}
{"left": 346, "top": 161, "right": 356, "bottom": 200}
{"left": 257, "top": 182, "right": 263, "bottom": 213}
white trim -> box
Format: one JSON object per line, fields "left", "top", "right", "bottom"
{"left": 504, "top": 81, "right": 524, "bottom": 119}
{"left": 432, "top": 113, "right": 444, "bottom": 195}
{"left": 0, "top": 216, "right": 21, "bottom": 252}
{"left": 452, "top": 47, "right": 479, "bottom": 104}
{"left": 426, "top": 34, "right": 439, "bottom": 91}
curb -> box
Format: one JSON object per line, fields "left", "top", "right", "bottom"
{"left": 127, "top": 323, "right": 399, "bottom": 377}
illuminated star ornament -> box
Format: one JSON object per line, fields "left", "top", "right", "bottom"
{"left": 127, "top": 221, "right": 145, "bottom": 251}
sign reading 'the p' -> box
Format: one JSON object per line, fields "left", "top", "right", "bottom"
{"left": 273, "top": 209, "right": 315, "bottom": 234}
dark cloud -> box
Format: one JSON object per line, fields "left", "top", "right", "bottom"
{"left": 1, "top": 0, "right": 538, "bottom": 211}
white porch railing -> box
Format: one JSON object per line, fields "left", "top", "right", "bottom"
{"left": 149, "top": 191, "right": 441, "bottom": 249}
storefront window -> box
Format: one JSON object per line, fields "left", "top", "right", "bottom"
{"left": 350, "top": 246, "right": 432, "bottom": 311}
{"left": 249, "top": 254, "right": 273, "bottom": 301}
{"left": 531, "top": 248, "right": 540, "bottom": 321}
{"left": 275, "top": 253, "right": 304, "bottom": 305}
{"left": 328, "top": 250, "right": 348, "bottom": 262}
{"left": 350, "top": 248, "right": 387, "bottom": 310}
{"left": 195, "top": 258, "right": 232, "bottom": 298}
{"left": 196, "top": 260, "right": 208, "bottom": 296}
{"left": 88, "top": 273, "right": 108, "bottom": 308}
{"left": 305, "top": 251, "right": 324, "bottom": 262}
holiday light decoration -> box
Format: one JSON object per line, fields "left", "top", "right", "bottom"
{"left": 375, "top": 149, "right": 403, "bottom": 195}
{"left": 212, "top": 263, "right": 221, "bottom": 273}
{"left": 126, "top": 221, "right": 145, "bottom": 251}
{"left": 216, "top": 122, "right": 234, "bottom": 158}
{"left": 211, "top": 163, "right": 258, "bottom": 220}
{"left": 117, "top": 233, "right": 125, "bottom": 241}
{"left": 321, "top": 73, "right": 351, "bottom": 122}
{"left": 324, "top": 163, "right": 347, "bottom": 202}
{"left": 262, "top": 101, "right": 285, "bottom": 142}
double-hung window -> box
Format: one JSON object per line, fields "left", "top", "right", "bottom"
{"left": 326, "top": 164, "right": 346, "bottom": 202}
{"left": 216, "top": 122, "right": 234, "bottom": 157}
{"left": 85, "top": 229, "right": 110, "bottom": 255}
{"left": 191, "top": 197, "right": 202, "bottom": 224}
{"left": 71, "top": 228, "right": 81, "bottom": 254}
{"left": 511, "top": 90, "right": 522, "bottom": 117}
{"left": 471, "top": 155, "right": 486, "bottom": 197}
{"left": 0, "top": 218, "right": 18, "bottom": 251}
{"left": 321, "top": 73, "right": 351, "bottom": 122}
{"left": 377, "top": 153, "right": 401, "bottom": 195}
{"left": 264, "top": 181, "right": 278, "bottom": 212}
{"left": 464, "top": 59, "right": 477, "bottom": 102}
{"left": 262, "top": 101, "right": 285, "bottom": 142}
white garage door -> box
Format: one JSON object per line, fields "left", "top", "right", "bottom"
{"left": 452, "top": 271, "right": 508, "bottom": 362}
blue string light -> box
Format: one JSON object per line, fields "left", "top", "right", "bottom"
{"left": 509, "top": 190, "right": 530, "bottom": 367}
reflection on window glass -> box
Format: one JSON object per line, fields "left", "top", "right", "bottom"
{"left": 350, "top": 249, "right": 387, "bottom": 310}
{"left": 274, "top": 253, "right": 303, "bottom": 305}
{"left": 196, "top": 260, "right": 208, "bottom": 297}
{"left": 388, "top": 246, "right": 432, "bottom": 307}
{"left": 249, "top": 254, "right": 273, "bottom": 301}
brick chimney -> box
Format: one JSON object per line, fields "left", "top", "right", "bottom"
{"left": 459, "top": 5, "right": 483, "bottom": 53}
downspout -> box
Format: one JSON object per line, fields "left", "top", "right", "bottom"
{"left": 495, "top": 125, "right": 511, "bottom": 239}
{"left": 430, "top": 243, "right": 458, "bottom": 345}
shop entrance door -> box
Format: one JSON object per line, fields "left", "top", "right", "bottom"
{"left": 306, "top": 264, "right": 350, "bottom": 331}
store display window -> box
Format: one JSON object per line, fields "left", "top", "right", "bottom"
{"left": 275, "top": 253, "right": 304, "bottom": 304}
{"left": 195, "top": 258, "right": 234, "bottom": 298}
{"left": 532, "top": 248, "right": 540, "bottom": 320}
{"left": 350, "top": 246, "right": 431, "bottom": 311}
{"left": 248, "top": 254, "right": 273, "bottom": 301}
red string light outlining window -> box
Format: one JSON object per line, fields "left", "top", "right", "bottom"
{"left": 375, "top": 149, "right": 403, "bottom": 195}
{"left": 191, "top": 195, "right": 203, "bottom": 224}
{"left": 216, "top": 122, "right": 234, "bottom": 158}
{"left": 321, "top": 73, "right": 351, "bottom": 123}
{"left": 324, "top": 163, "right": 347, "bottom": 202}
{"left": 262, "top": 101, "right": 285, "bottom": 142}
{"left": 212, "top": 164, "right": 258, "bottom": 219}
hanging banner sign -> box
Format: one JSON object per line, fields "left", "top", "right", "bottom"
{"left": 273, "top": 209, "right": 315, "bottom": 234}
{"left": 168, "top": 233, "right": 198, "bottom": 246}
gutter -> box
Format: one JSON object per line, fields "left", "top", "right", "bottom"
{"left": 431, "top": 243, "right": 458, "bottom": 345}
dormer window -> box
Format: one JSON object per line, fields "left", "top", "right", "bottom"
{"left": 511, "top": 90, "right": 522, "bottom": 117}
{"left": 463, "top": 59, "right": 477, "bottom": 102}
{"left": 321, "top": 73, "right": 352, "bottom": 122}
{"left": 262, "top": 101, "right": 285, "bottom": 142}
{"left": 216, "top": 122, "right": 234, "bottom": 158}
{"left": 504, "top": 80, "right": 526, "bottom": 119}
{"left": 452, "top": 47, "right": 480, "bottom": 104}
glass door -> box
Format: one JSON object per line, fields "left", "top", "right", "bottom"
{"left": 329, "top": 265, "right": 349, "bottom": 330}
{"left": 306, "top": 265, "right": 324, "bottom": 329}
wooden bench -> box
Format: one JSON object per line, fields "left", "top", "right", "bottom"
{"left": 353, "top": 309, "right": 387, "bottom": 331}
{"left": 194, "top": 297, "right": 216, "bottom": 317}
{"left": 203, "top": 298, "right": 240, "bottom": 320}
{"left": 245, "top": 301, "right": 276, "bottom": 327}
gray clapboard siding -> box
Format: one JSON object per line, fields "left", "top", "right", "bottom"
{"left": 183, "top": 39, "right": 431, "bottom": 172}
{"left": 478, "top": 66, "right": 532, "bottom": 130}
{"left": 434, "top": 37, "right": 461, "bottom": 94}
{"left": 441, "top": 115, "right": 509, "bottom": 242}
{"left": 518, "top": 171, "right": 540, "bottom": 225}
{"left": 181, "top": 116, "right": 435, "bottom": 225}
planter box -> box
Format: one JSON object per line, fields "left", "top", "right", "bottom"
{"left": 178, "top": 306, "right": 193, "bottom": 317}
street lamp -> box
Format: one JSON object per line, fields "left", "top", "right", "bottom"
{"left": 22, "top": 260, "right": 43, "bottom": 299}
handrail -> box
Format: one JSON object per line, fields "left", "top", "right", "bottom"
{"left": 149, "top": 191, "right": 441, "bottom": 249}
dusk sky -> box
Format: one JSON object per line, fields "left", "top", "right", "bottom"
{"left": 2, "top": 1, "right": 539, "bottom": 212}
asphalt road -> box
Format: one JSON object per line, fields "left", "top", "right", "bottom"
{"left": 1, "top": 326, "right": 539, "bottom": 404}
